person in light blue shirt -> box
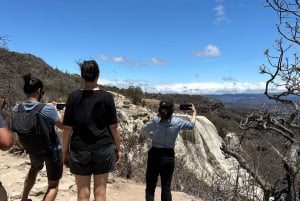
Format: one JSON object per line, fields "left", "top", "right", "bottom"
{"left": 12, "top": 73, "right": 64, "bottom": 201}
{"left": 141, "top": 98, "right": 197, "bottom": 201}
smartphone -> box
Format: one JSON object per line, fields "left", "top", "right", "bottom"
{"left": 56, "top": 103, "right": 66, "bottom": 110}
{"left": 179, "top": 103, "right": 192, "bottom": 110}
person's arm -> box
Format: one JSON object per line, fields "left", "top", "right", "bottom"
{"left": 141, "top": 116, "right": 160, "bottom": 138}
{"left": 190, "top": 104, "right": 197, "bottom": 122}
{"left": 42, "top": 104, "right": 65, "bottom": 129}
{"left": 0, "top": 127, "right": 13, "bottom": 151}
{"left": 109, "top": 123, "right": 121, "bottom": 164}
{"left": 62, "top": 125, "right": 72, "bottom": 167}
{"left": 55, "top": 114, "right": 64, "bottom": 129}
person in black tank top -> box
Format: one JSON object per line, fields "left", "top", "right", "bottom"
{"left": 63, "top": 60, "right": 121, "bottom": 201}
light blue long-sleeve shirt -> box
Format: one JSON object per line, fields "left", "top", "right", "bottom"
{"left": 141, "top": 116, "right": 195, "bottom": 149}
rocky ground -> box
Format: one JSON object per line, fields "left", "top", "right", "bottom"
{"left": 0, "top": 150, "right": 202, "bottom": 201}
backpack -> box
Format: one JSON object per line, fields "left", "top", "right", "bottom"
{"left": 11, "top": 103, "right": 54, "bottom": 154}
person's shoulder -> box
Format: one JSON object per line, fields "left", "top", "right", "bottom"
{"left": 150, "top": 115, "right": 160, "bottom": 123}
{"left": 66, "top": 89, "right": 83, "bottom": 100}
{"left": 40, "top": 104, "right": 58, "bottom": 120}
{"left": 43, "top": 103, "right": 56, "bottom": 111}
{"left": 96, "top": 89, "right": 112, "bottom": 95}
{"left": 95, "top": 90, "right": 114, "bottom": 98}
{"left": 70, "top": 89, "right": 82, "bottom": 95}
{"left": 171, "top": 116, "right": 186, "bottom": 123}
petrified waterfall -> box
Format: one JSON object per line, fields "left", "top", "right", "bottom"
{"left": 175, "top": 115, "right": 235, "bottom": 185}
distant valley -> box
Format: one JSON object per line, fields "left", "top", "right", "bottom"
{"left": 204, "top": 93, "right": 278, "bottom": 108}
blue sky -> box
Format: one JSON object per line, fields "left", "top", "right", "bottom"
{"left": 1, "top": 0, "right": 280, "bottom": 94}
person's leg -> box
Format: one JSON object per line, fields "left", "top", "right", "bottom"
{"left": 75, "top": 175, "right": 92, "bottom": 201}
{"left": 0, "top": 182, "right": 8, "bottom": 201}
{"left": 145, "top": 148, "right": 160, "bottom": 201}
{"left": 91, "top": 144, "right": 115, "bottom": 201}
{"left": 21, "top": 154, "right": 44, "bottom": 201}
{"left": 43, "top": 149, "right": 63, "bottom": 201}
{"left": 42, "top": 180, "right": 59, "bottom": 201}
{"left": 21, "top": 168, "right": 39, "bottom": 201}
{"left": 70, "top": 148, "right": 93, "bottom": 201}
{"left": 160, "top": 151, "right": 175, "bottom": 201}
{"left": 93, "top": 173, "right": 109, "bottom": 201}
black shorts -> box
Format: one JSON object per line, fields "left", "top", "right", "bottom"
{"left": 70, "top": 144, "right": 115, "bottom": 175}
{"left": 30, "top": 149, "right": 63, "bottom": 181}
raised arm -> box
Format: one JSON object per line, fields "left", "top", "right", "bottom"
{"left": 190, "top": 104, "right": 197, "bottom": 122}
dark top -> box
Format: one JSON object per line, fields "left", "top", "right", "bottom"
{"left": 0, "top": 115, "right": 5, "bottom": 128}
{"left": 63, "top": 89, "right": 118, "bottom": 150}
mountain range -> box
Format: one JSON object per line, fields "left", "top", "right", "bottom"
{"left": 205, "top": 93, "right": 272, "bottom": 108}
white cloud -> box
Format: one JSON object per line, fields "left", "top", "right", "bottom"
{"left": 98, "top": 54, "right": 144, "bottom": 67}
{"left": 193, "top": 44, "right": 221, "bottom": 57}
{"left": 98, "top": 54, "right": 109, "bottom": 60}
{"left": 149, "top": 57, "right": 168, "bottom": 65}
{"left": 98, "top": 54, "right": 168, "bottom": 67}
{"left": 214, "top": 5, "right": 225, "bottom": 17}
{"left": 99, "top": 78, "right": 284, "bottom": 95}
{"left": 213, "top": 4, "right": 230, "bottom": 24}
{"left": 112, "top": 56, "right": 126, "bottom": 63}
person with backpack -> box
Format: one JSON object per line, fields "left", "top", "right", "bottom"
{"left": 11, "top": 74, "right": 64, "bottom": 201}
{"left": 62, "top": 60, "right": 121, "bottom": 201}
{"left": 141, "top": 98, "right": 197, "bottom": 201}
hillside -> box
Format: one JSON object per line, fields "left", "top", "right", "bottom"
{"left": 0, "top": 48, "right": 82, "bottom": 125}
{"left": 0, "top": 48, "right": 244, "bottom": 137}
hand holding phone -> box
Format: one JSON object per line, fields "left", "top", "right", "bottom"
{"left": 179, "top": 103, "right": 192, "bottom": 110}
{"left": 56, "top": 103, "right": 66, "bottom": 110}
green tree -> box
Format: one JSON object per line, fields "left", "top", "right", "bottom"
{"left": 123, "top": 86, "right": 143, "bottom": 105}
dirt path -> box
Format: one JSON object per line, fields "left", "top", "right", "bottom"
{"left": 0, "top": 151, "right": 201, "bottom": 201}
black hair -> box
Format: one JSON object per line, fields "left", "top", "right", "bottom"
{"left": 79, "top": 60, "right": 100, "bottom": 81}
{"left": 158, "top": 98, "right": 174, "bottom": 120}
{"left": 22, "top": 73, "right": 43, "bottom": 95}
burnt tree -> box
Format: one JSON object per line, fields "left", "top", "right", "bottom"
{"left": 221, "top": 1, "right": 300, "bottom": 201}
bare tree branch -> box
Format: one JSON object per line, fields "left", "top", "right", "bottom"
{"left": 222, "top": 1, "right": 300, "bottom": 200}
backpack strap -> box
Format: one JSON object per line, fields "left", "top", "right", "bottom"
{"left": 34, "top": 103, "right": 59, "bottom": 152}
{"left": 32, "top": 103, "right": 46, "bottom": 113}
{"left": 17, "top": 104, "right": 24, "bottom": 112}
{"left": 33, "top": 103, "right": 60, "bottom": 154}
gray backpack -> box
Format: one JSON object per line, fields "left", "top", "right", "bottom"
{"left": 12, "top": 103, "right": 54, "bottom": 154}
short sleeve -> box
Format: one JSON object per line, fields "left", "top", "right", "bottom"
{"left": 41, "top": 104, "right": 59, "bottom": 123}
